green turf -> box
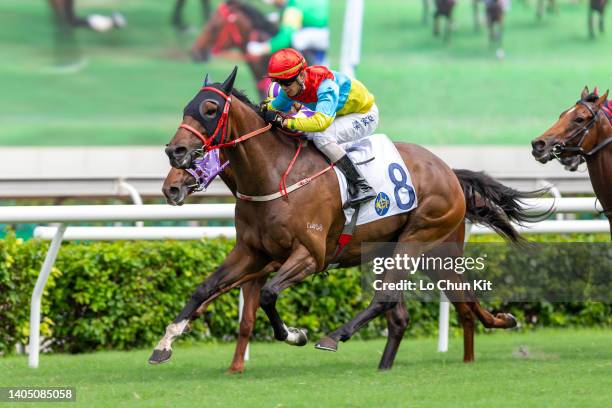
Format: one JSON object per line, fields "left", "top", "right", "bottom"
{"left": 0, "top": 0, "right": 611, "bottom": 146}
{"left": 1, "top": 329, "right": 611, "bottom": 407}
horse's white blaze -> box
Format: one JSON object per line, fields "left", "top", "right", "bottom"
{"left": 155, "top": 319, "right": 189, "bottom": 351}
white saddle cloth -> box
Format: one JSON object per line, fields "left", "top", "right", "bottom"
{"left": 333, "top": 134, "right": 418, "bottom": 226}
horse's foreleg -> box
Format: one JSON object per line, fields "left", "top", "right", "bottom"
{"left": 378, "top": 299, "right": 410, "bottom": 370}
{"left": 149, "top": 245, "right": 268, "bottom": 364}
{"left": 259, "top": 245, "right": 317, "bottom": 346}
{"left": 589, "top": 8, "right": 595, "bottom": 38}
{"left": 172, "top": 0, "right": 187, "bottom": 30}
{"left": 227, "top": 275, "right": 268, "bottom": 374}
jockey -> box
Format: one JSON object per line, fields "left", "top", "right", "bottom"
{"left": 261, "top": 48, "right": 378, "bottom": 207}
{"left": 247, "top": 0, "right": 329, "bottom": 65}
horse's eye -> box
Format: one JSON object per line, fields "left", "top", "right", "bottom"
{"left": 205, "top": 107, "right": 217, "bottom": 116}
{"left": 574, "top": 117, "right": 585, "bottom": 124}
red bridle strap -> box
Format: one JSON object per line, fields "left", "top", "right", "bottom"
{"left": 178, "top": 86, "right": 272, "bottom": 151}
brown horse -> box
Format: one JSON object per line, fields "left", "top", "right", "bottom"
{"left": 152, "top": 68, "right": 534, "bottom": 371}
{"left": 589, "top": 0, "right": 608, "bottom": 38}
{"left": 162, "top": 159, "right": 541, "bottom": 373}
{"left": 433, "top": 0, "right": 456, "bottom": 42}
{"left": 190, "top": 0, "right": 277, "bottom": 99}
{"left": 484, "top": 0, "right": 506, "bottom": 58}
{"left": 531, "top": 86, "right": 612, "bottom": 237}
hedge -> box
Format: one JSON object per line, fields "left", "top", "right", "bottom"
{"left": 0, "top": 232, "right": 610, "bottom": 355}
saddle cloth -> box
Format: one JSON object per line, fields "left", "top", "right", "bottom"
{"left": 333, "top": 134, "right": 418, "bottom": 226}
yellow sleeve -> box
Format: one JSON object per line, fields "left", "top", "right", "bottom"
{"left": 286, "top": 112, "right": 334, "bottom": 132}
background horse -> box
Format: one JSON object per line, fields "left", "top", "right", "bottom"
{"left": 172, "top": 0, "right": 211, "bottom": 32}
{"left": 589, "top": 0, "right": 608, "bottom": 38}
{"left": 484, "top": 0, "right": 506, "bottom": 59}
{"left": 152, "top": 68, "right": 542, "bottom": 371}
{"left": 190, "top": 0, "right": 277, "bottom": 99}
{"left": 531, "top": 86, "right": 612, "bottom": 237}
{"left": 433, "top": 0, "right": 456, "bottom": 42}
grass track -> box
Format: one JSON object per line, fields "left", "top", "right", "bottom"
{"left": 1, "top": 0, "right": 611, "bottom": 145}
{"left": 1, "top": 329, "right": 611, "bottom": 407}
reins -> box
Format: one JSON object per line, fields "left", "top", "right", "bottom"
{"left": 178, "top": 87, "right": 334, "bottom": 201}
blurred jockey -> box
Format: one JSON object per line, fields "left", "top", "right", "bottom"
{"left": 247, "top": 0, "right": 329, "bottom": 66}
{"left": 261, "top": 48, "right": 378, "bottom": 207}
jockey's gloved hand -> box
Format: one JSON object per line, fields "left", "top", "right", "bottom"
{"left": 261, "top": 108, "right": 285, "bottom": 128}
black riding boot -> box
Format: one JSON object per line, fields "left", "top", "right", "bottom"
{"left": 334, "top": 155, "right": 377, "bottom": 207}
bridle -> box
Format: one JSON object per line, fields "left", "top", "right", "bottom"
{"left": 552, "top": 99, "right": 612, "bottom": 159}
{"left": 178, "top": 86, "right": 272, "bottom": 153}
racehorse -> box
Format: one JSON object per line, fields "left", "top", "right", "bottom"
{"left": 433, "top": 0, "right": 456, "bottom": 42}
{"left": 162, "top": 150, "right": 543, "bottom": 373}
{"left": 484, "top": 0, "right": 506, "bottom": 59}
{"left": 532, "top": 87, "right": 612, "bottom": 238}
{"left": 190, "top": 0, "right": 278, "bottom": 99}
{"left": 424, "top": 0, "right": 481, "bottom": 31}
{"left": 172, "top": 0, "right": 211, "bottom": 32}
{"left": 589, "top": 0, "right": 608, "bottom": 38}
{"left": 152, "top": 68, "right": 542, "bottom": 371}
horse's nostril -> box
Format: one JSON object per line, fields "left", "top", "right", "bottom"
{"left": 169, "top": 187, "right": 180, "bottom": 198}
{"left": 174, "top": 146, "right": 188, "bottom": 157}
{"left": 532, "top": 140, "right": 546, "bottom": 151}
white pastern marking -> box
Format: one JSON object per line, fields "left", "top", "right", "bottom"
{"left": 155, "top": 319, "right": 189, "bottom": 351}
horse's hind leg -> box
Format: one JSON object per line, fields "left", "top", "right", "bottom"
{"left": 227, "top": 276, "right": 268, "bottom": 374}
{"left": 379, "top": 299, "right": 410, "bottom": 370}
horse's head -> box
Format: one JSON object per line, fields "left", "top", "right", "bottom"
{"left": 531, "top": 86, "right": 609, "bottom": 164}
{"left": 166, "top": 67, "right": 238, "bottom": 169}
{"left": 191, "top": 1, "right": 271, "bottom": 62}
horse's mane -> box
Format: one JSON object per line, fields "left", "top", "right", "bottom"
{"left": 231, "top": 88, "right": 262, "bottom": 115}
{"left": 228, "top": 0, "right": 278, "bottom": 36}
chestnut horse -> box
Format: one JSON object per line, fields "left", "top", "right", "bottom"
{"left": 152, "top": 67, "right": 534, "bottom": 371}
{"left": 162, "top": 157, "right": 541, "bottom": 373}
{"left": 589, "top": 0, "right": 608, "bottom": 38}
{"left": 190, "top": 0, "right": 277, "bottom": 99}
{"left": 532, "top": 86, "right": 612, "bottom": 238}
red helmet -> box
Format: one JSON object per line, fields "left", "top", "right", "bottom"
{"left": 267, "top": 48, "right": 307, "bottom": 79}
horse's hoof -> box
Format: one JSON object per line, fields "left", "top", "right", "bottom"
{"left": 314, "top": 336, "right": 338, "bottom": 352}
{"left": 502, "top": 313, "right": 518, "bottom": 328}
{"left": 148, "top": 348, "right": 172, "bottom": 365}
{"left": 285, "top": 327, "right": 308, "bottom": 347}
{"left": 226, "top": 366, "right": 244, "bottom": 375}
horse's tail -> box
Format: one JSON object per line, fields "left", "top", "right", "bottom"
{"left": 453, "top": 169, "right": 552, "bottom": 244}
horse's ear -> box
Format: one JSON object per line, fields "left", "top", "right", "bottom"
{"left": 221, "top": 66, "right": 238, "bottom": 95}
{"left": 595, "top": 90, "right": 609, "bottom": 108}
{"left": 203, "top": 73, "right": 211, "bottom": 86}
{"left": 593, "top": 86, "right": 599, "bottom": 96}
{"left": 581, "top": 86, "right": 589, "bottom": 100}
